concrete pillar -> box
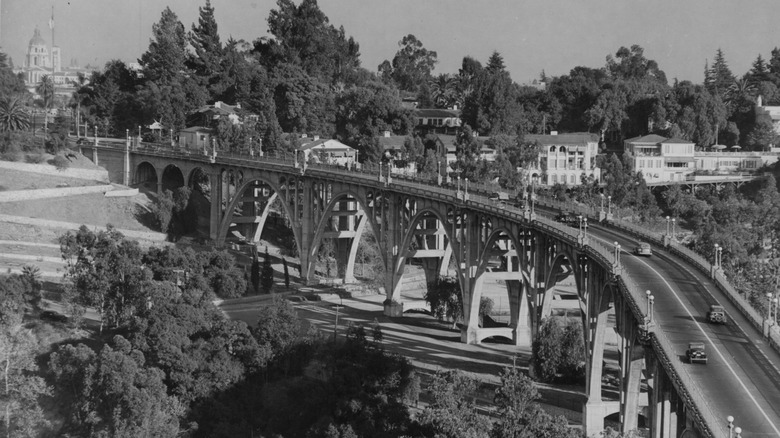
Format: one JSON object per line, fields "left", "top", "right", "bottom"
{"left": 123, "top": 138, "right": 130, "bottom": 186}
{"left": 92, "top": 147, "right": 98, "bottom": 166}
{"left": 209, "top": 172, "right": 222, "bottom": 242}
{"left": 508, "top": 280, "right": 531, "bottom": 347}
{"left": 620, "top": 338, "right": 644, "bottom": 433}
{"left": 299, "top": 180, "right": 315, "bottom": 284}
{"left": 343, "top": 213, "right": 365, "bottom": 284}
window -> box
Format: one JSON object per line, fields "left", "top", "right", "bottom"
{"left": 551, "top": 174, "right": 557, "bottom": 184}
{"left": 559, "top": 146, "right": 566, "bottom": 153}
{"left": 570, "top": 174, "right": 575, "bottom": 184}
{"left": 550, "top": 146, "right": 556, "bottom": 152}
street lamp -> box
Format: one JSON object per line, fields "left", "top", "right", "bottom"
{"left": 734, "top": 427, "right": 742, "bottom": 438}
{"left": 727, "top": 416, "right": 735, "bottom": 438}
{"left": 607, "top": 195, "right": 612, "bottom": 216}
{"left": 600, "top": 193, "right": 605, "bottom": 214}
{"left": 464, "top": 178, "right": 469, "bottom": 201}
{"left": 714, "top": 243, "right": 720, "bottom": 268}
{"left": 333, "top": 304, "right": 344, "bottom": 342}
{"left": 671, "top": 218, "right": 676, "bottom": 241}
{"left": 767, "top": 293, "right": 774, "bottom": 322}
{"left": 649, "top": 294, "right": 654, "bottom": 324}
{"left": 666, "top": 216, "right": 671, "bottom": 236}
{"left": 614, "top": 242, "right": 621, "bottom": 265}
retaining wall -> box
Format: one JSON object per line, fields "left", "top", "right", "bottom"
{"left": 0, "top": 160, "right": 109, "bottom": 182}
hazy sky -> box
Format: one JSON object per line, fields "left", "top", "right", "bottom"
{"left": 3, "top": 0, "right": 780, "bottom": 84}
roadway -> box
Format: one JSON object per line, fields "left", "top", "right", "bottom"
{"left": 590, "top": 224, "right": 780, "bottom": 437}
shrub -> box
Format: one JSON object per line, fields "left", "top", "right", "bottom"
{"left": 25, "top": 152, "right": 47, "bottom": 164}
{"left": 532, "top": 316, "right": 585, "bottom": 383}
{"left": 51, "top": 154, "right": 70, "bottom": 171}
{"left": 0, "top": 149, "right": 23, "bottom": 162}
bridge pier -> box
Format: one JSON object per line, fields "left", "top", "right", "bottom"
{"left": 209, "top": 171, "right": 221, "bottom": 242}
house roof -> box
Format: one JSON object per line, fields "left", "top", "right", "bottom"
{"left": 376, "top": 135, "right": 408, "bottom": 151}
{"left": 661, "top": 137, "right": 694, "bottom": 144}
{"left": 299, "top": 138, "right": 354, "bottom": 152}
{"left": 525, "top": 133, "right": 600, "bottom": 145}
{"left": 624, "top": 134, "right": 668, "bottom": 144}
{"left": 180, "top": 126, "right": 214, "bottom": 133}
{"left": 415, "top": 108, "right": 460, "bottom": 118}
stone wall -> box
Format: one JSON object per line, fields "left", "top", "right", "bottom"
{"left": 0, "top": 185, "right": 115, "bottom": 203}
{"left": 0, "top": 160, "right": 109, "bottom": 182}
{"left": 78, "top": 146, "right": 126, "bottom": 183}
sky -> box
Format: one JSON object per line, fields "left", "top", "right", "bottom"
{"left": 3, "top": 0, "right": 780, "bottom": 84}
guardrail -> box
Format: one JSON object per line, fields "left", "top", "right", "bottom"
{"left": 106, "top": 143, "right": 723, "bottom": 435}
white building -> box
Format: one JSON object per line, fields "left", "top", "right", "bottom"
{"left": 299, "top": 137, "right": 356, "bottom": 166}
{"left": 624, "top": 135, "right": 696, "bottom": 183}
{"left": 526, "top": 132, "right": 601, "bottom": 186}
{"left": 14, "top": 28, "right": 92, "bottom": 93}
{"left": 755, "top": 95, "right": 780, "bottom": 136}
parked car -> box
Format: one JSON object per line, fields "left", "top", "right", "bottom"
{"left": 706, "top": 304, "right": 727, "bottom": 324}
{"left": 634, "top": 242, "right": 652, "bottom": 256}
{"left": 555, "top": 211, "right": 576, "bottom": 226}
{"left": 686, "top": 342, "right": 708, "bottom": 364}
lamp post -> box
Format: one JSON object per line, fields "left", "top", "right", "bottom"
{"left": 734, "top": 426, "right": 742, "bottom": 438}
{"left": 767, "top": 293, "right": 774, "bottom": 323}
{"left": 727, "top": 416, "right": 735, "bottom": 438}
{"left": 666, "top": 216, "right": 671, "bottom": 236}
{"left": 600, "top": 193, "right": 605, "bottom": 213}
{"left": 464, "top": 178, "right": 469, "bottom": 201}
{"left": 645, "top": 290, "right": 656, "bottom": 324}
{"left": 457, "top": 176, "right": 461, "bottom": 199}
{"left": 607, "top": 195, "right": 612, "bottom": 216}
{"left": 671, "top": 218, "right": 676, "bottom": 241}
{"left": 333, "top": 304, "right": 343, "bottom": 342}
{"left": 614, "top": 241, "right": 621, "bottom": 265}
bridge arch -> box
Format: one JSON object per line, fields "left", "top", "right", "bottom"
{"left": 390, "top": 206, "right": 460, "bottom": 303}
{"left": 134, "top": 161, "right": 158, "bottom": 189}
{"left": 217, "top": 176, "right": 299, "bottom": 254}
{"left": 306, "top": 188, "right": 383, "bottom": 283}
{"left": 161, "top": 164, "right": 185, "bottom": 193}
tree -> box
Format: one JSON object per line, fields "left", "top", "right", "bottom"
{"left": 0, "top": 324, "right": 51, "bottom": 437}
{"left": 34, "top": 75, "right": 54, "bottom": 110}
{"left": 461, "top": 58, "right": 523, "bottom": 135}
{"left": 606, "top": 45, "right": 667, "bottom": 84}
{"left": 188, "top": 0, "right": 223, "bottom": 93}
{"left": 424, "top": 276, "right": 463, "bottom": 328}
{"left": 47, "top": 113, "right": 70, "bottom": 153}
{"left": 260, "top": 0, "right": 361, "bottom": 84}
{"left": 59, "top": 226, "right": 150, "bottom": 333}
{"left": 140, "top": 7, "right": 188, "bottom": 84}
{"left": 490, "top": 365, "right": 580, "bottom": 438}
{"left": 0, "top": 97, "right": 30, "bottom": 133}
{"left": 532, "top": 316, "right": 585, "bottom": 383}
{"left": 707, "top": 48, "right": 735, "bottom": 99}
{"left": 48, "top": 336, "right": 185, "bottom": 436}
{"left": 380, "top": 34, "right": 437, "bottom": 93}
{"left": 416, "top": 370, "right": 491, "bottom": 438}
{"left": 261, "top": 247, "right": 274, "bottom": 294}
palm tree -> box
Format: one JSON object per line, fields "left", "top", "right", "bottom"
{"left": 0, "top": 96, "right": 30, "bottom": 132}
{"left": 429, "top": 73, "right": 460, "bottom": 109}
{"left": 35, "top": 75, "right": 54, "bottom": 110}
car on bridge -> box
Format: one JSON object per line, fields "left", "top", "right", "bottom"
{"left": 706, "top": 304, "right": 727, "bottom": 324}
{"left": 633, "top": 242, "right": 652, "bottom": 256}
{"left": 686, "top": 342, "right": 708, "bottom": 364}
{"left": 555, "top": 211, "right": 577, "bottom": 226}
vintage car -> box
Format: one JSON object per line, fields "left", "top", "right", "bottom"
{"left": 706, "top": 304, "right": 727, "bottom": 324}
{"left": 634, "top": 242, "right": 652, "bottom": 256}
{"left": 686, "top": 342, "right": 708, "bottom": 364}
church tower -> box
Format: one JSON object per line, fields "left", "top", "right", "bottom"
{"left": 24, "top": 28, "right": 49, "bottom": 69}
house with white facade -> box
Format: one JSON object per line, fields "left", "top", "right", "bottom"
{"left": 299, "top": 137, "right": 357, "bottom": 166}
{"left": 178, "top": 126, "right": 214, "bottom": 151}
{"left": 623, "top": 135, "right": 696, "bottom": 183}
{"left": 526, "top": 132, "right": 601, "bottom": 186}
{"left": 414, "top": 108, "right": 462, "bottom": 134}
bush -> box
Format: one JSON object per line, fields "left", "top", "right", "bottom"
{"left": 0, "top": 149, "right": 23, "bottom": 162}
{"left": 532, "top": 316, "right": 585, "bottom": 383}
{"left": 51, "top": 154, "right": 70, "bottom": 171}
{"left": 25, "top": 152, "right": 47, "bottom": 164}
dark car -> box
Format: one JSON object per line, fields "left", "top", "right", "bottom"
{"left": 634, "top": 242, "right": 652, "bottom": 256}
{"left": 686, "top": 342, "right": 708, "bottom": 364}
{"left": 40, "top": 310, "right": 68, "bottom": 323}
{"left": 706, "top": 305, "right": 727, "bottom": 324}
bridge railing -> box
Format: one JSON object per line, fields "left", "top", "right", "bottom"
{"left": 124, "top": 146, "right": 736, "bottom": 435}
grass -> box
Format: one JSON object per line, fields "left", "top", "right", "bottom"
{"left": 0, "top": 167, "right": 102, "bottom": 191}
